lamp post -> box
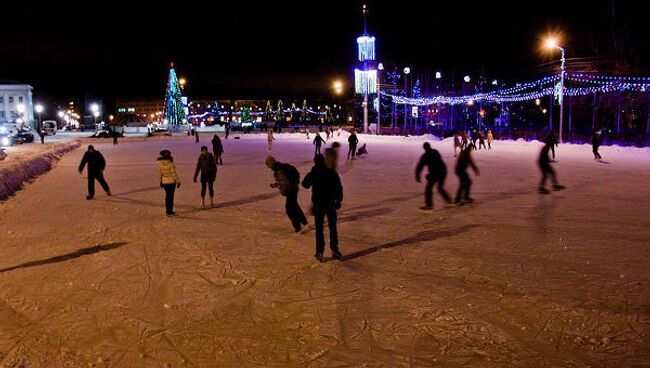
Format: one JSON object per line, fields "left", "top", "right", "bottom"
{"left": 403, "top": 67, "right": 410, "bottom": 129}
{"left": 90, "top": 103, "right": 100, "bottom": 127}
{"left": 377, "top": 62, "right": 384, "bottom": 135}
{"left": 333, "top": 80, "right": 343, "bottom": 126}
{"left": 35, "top": 104, "right": 44, "bottom": 130}
{"left": 545, "top": 38, "right": 566, "bottom": 143}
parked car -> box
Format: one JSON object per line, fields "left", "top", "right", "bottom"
{"left": 15, "top": 127, "right": 35, "bottom": 143}
{"left": 42, "top": 120, "right": 57, "bottom": 135}
{"left": 90, "top": 130, "right": 123, "bottom": 138}
{"left": 0, "top": 124, "right": 33, "bottom": 146}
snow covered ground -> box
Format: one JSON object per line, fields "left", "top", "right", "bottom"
{"left": 0, "top": 132, "right": 649, "bottom": 367}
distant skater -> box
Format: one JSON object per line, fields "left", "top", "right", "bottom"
{"left": 471, "top": 129, "right": 478, "bottom": 149}
{"left": 453, "top": 131, "right": 461, "bottom": 157}
{"left": 265, "top": 156, "right": 308, "bottom": 233}
{"left": 325, "top": 142, "right": 341, "bottom": 171}
{"left": 112, "top": 131, "right": 119, "bottom": 145}
{"left": 416, "top": 142, "right": 452, "bottom": 210}
{"left": 325, "top": 127, "right": 331, "bottom": 140}
{"left": 195, "top": 130, "right": 200, "bottom": 143}
{"left": 478, "top": 132, "right": 487, "bottom": 150}
{"left": 267, "top": 128, "right": 275, "bottom": 151}
{"left": 538, "top": 143, "right": 565, "bottom": 194}
{"left": 592, "top": 130, "right": 603, "bottom": 160}
{"left": 487, "top": 130, "right": 493, "bottom": 149}
{"left": 302, "top": 154, "right": 343, "bottom": 262}
{"left": 78, "top": 145, "right": 111, "bottom": 200}
{"left": 544, "top": 131, "right": 559, "bottom": 161}
{"left": 313, "top": 133, "right": 325, "bottom": 155}
{"left": 461, "top": 131, "right": 468, "bottom": 150}
{"left": 347, "top": 130, "right": 359, "bottom": 160}
{"left": 211, "top": 134, "right": 224, "bottom": 165}
{"left": 454, "top": 144, "right": 480, "bottom": 204}
{"left": 193, "top": 146, "right": 218, "bottom": 208}
{"left": 225, "top": 122, "right": 230, "bottom": 139}
{"left": 39, "top": 130, "right": 45, "bottom": 144}
{"left": 158, "top": 150, "right": 181, "bottom": 216}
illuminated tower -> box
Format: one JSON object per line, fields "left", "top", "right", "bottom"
{"left": 162, "top": 63, "right": 186, "bottom": 126}
{"left": 354, "top": 4, "right": 378, "bottom": 134}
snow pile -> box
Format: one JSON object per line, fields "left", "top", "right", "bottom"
{"left": 0, "top": 140, "right": 81, "bottom": 200}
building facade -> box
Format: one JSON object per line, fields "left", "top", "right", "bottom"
{"left": 115, "top": 99, "right": 165, "bottom": 121}
{"left": 0, "top": 84, "right": 34, "bottom": 126}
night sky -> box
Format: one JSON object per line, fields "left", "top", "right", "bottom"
{"left": 1, "top": 0, "right": 648, "bottom": 106}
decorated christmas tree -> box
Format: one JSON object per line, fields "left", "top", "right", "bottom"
{"left": 301, "top": 100, "right": 309, "bottom": 124}
{"left": 275, "top": 100, "right": 284, "bottom": 122}
{"left": 162, "top": 63, "right": 185, "bottom": 125}
{"left": 241, "top": 107, "right": 251, "bottom": 125}
{"left": 412, "top": 79, "right": 422, "bottom": 98}
{"left": 264, "top": 101, "right": 273, "bottom": 122}
{"left": 210, "top": 101, "right": 221, "bottom": 123}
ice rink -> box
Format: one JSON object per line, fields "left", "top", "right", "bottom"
{"left": 1, "top": 132, "right": 649, "bottom": 367}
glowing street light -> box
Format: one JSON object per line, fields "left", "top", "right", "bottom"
{"left": 58, "top": 111, "right": 64, "bottom": 118}
{"left": 333, "top": 80, "right": 344, "bottom": 95}
{"left": 16, "top": 103, "right": 25, "bottom": 113}
{"left": 178, "top": 78, "right": 187, "bottom": 87}
{"left": 90, "top": 103, "right": 99, "bottom": 113}
{"left": 463, "top": 75, "right": 471, "bottom": 83}
{"left": 544, "top": 37, "right": 566, "bottom": 142}
{"left": 35, "top": 104, "right": 44, "bottom": 114}
{"left": 435, "top": 72, "right": 442, "bottom": 79}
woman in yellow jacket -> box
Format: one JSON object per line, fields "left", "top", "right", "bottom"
{"left": 487, "top": 130, "right": 494, "bottom": 150}
{"left": 158, "top": 149, "right": 181, "bottom": 216}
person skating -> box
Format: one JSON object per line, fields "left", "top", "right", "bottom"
{"left": 225, "top": 122, "right": 230, "bottom": 139}
{"left": 538, "top": 143, "right": 565, "bottom": 194}
{"left": 356, "top": 143, "right": 368, "bottom": 157}
{"left": 416, "top": 142, "right": 452, "bottom": 211}
{"left": 78, "top": 145, "right": 111, "bottom": 200}
{"left": 347, "top": 130, "right": 359, "bottom": 160}
{"left": 267, "top": 128, "right": 275, "bottom": 151}
{"left": 313, "top": 133, "right": 325, "bottom": 155}
{"left": 195, "top": 129, "right": 200, "bottom": 143}
{"left": 454, "top": 144, "right": 480, "bottom": 204}
{"left": 265, "top": 156, "right": 308, "bottom": 233}
{"left": 325, "top": 142, "right": 341, "bottom": 171}
{"left": 544, "top": 131, "right": 559, "bottom": 161}
{"left": 39, "top": 130, "right": 45, "bottom": 144}
{"left": 461, "top": 131, "right": 468, "bottom": 150}
{"left": 325, "top": 127, "right": 331, "bottom": 140}
{"left": 592, "top": 130, "right": 603, "bottom": 160}
{"left": 193, "top": 146, "right": 218, "bottom": 208}
{"left": 112, "top": 131, "right": 119, "bottom": 145}
{"left": 453, "top": 131, "right": 461, "bottom": 157}
{"left": 478, "top": 132, "right": 487, "bottom": 150}
{"left": 302, "top": 154, "right": 343, "bottom": 262}
{"left": 158, "top": 150, "right": 181, "bottom": 216}
{"left": 471, "top": 129, "right": 479, "bottom": 149}
{"left": 211, "top": 134, "right": 224, "bottom": 165}
{"left": 487, "top": 130, "right": 494, "bottom": 150}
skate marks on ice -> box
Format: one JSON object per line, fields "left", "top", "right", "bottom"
{"left": 334, "top": 225, "right": 479, "bottom": 262}
{"left": 0, "top": 242, "right": 127, "bottom": 273}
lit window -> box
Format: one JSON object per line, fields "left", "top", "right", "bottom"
{"left": 118, "top": 108, "right": 126, "bottom": 113}
{"left": 18, "top": 96, "right": 23, "bottom": 103}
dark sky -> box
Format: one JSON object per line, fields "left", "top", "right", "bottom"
{"left": 1, "top": 0, "right": 648, "bottom": 106}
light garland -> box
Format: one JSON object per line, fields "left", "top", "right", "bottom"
{"left": 355, "top": 69, "right": 377, "bottom": 95}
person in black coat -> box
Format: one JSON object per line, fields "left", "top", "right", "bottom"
{"left": 544, "top": 131, "right": 559, "bottom": 161}
{"left": 193, "top": 146, "right": 218, "bottom": 207}
{"left": 225, "top": 122, "right": 230, "bottom": 139}
{"left": 302, "top": 154, "right": 343, "bottom": 261}
{"left": 592, "top": 130, "right": 603, "bottom": 160}
{"left": 313, "top": 133, "right": 325, "bottom": 155}
{"left": 78, "top": 145, "right": 111, "bottom": 200}
{"left": 211, "top": 134, "right": 224, "bottom": 165}
{"left": 265, "top": 156, "right": 308, "bottom": 232}
{"left": 347, "top": 131, "right": 359, "bottom": 160}
{"left": 416, "top": 142, "right": 452, "bottom": 210}
{"left": 538, "top": 143, "right": 565, "bottom": 194}
{"left": 454, "top": 144, "right": 480, "bottom": 204}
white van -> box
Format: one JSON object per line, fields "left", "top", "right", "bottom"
{"left": 42, "top": 120, "right": 57, "bottom": 135}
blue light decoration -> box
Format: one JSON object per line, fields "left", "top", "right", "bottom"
{"left": 381, "top": 72, "right": 650, "bottom": 106}
{"left": 357, "top": 35, "right": 376, "bottom": 61}
{"left": 355, "top": 69, "right": 377, "bottom": 95}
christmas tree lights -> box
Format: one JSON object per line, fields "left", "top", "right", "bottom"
{"left": 162, "top": 63, "right": 186, "bottom": 125}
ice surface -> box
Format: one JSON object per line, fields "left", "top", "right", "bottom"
{"left": 0, "top": 132, "right": 649, "bottom": 367}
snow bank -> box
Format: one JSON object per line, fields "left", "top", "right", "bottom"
{"left": 0, "top": 140, "right": 81, "bottom": 200}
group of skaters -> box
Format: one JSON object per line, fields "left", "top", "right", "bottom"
{"left": 76, "top": 126, "right": 612, "bottom": 262}
{"left": 453, "top": 129, "right": 494, "bottom": 156}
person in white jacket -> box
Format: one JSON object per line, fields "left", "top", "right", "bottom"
{"left": 158, "top": 149, "right": 181, "bottom": 216}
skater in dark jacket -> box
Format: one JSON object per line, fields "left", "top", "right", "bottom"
{"left": 454, "top": 144, "right": 480, "bottom": 204}
{"left": 356, "top": 143, "right": 368, "bottom": 157}
{"left": 211, "top": 134, "right": 224, "bottom": 165}
{"left": 592, "top": 130, "right": 603, "bottom": 160}
{"left": 416, "top": 142, "right": 452, "bottom": 210}
{"left": 302, "top": 154, "right": 343, "bottom": 262}
{"left": 265, "top": 156, "right": 308, "bottom": 232}
{"left": 544, "top": 131, "right": 559, "bottom": 161}
{"left": 313, "top": 133, "right": 325, "bottom": 155}
{"left": 478, "top": 132, "right": 487, "bottom": 150}
{"left": 193, "top": 146, "right": 218, "bottom": 208}
{"left": 538, "top": 143, "right": 565, "bottom": 194}
{"left": 225, "top": 122, "right": 230, "bottom": 139}
{"left": 347, "top": 131, "right": 359, "bottom": 160}
{"left": 78, "top": 145, "right": 111, "bottom": 200}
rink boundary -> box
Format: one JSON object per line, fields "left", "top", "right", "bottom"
{"left": 0, "top": 140, "right": 82, "bottom": 200}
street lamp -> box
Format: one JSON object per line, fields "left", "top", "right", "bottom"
{"left": 545, "top": 37, "right": 566, "bottom": 142}
{"left": 403, "top": 67, "right": 411, "bottom": 129}
{"left": 35, "top": 104, "right": 44, "bottom": 129}
{"left": 463, "top": 75, "right": 471, "bottom": 83}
